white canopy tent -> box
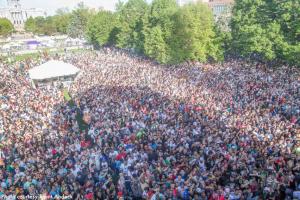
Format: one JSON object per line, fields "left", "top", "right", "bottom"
{"left": 2, "top": 44, "right": 10, "bottom": 50}
{"left": 29, "top": 60, "right": 80, "bottom": 81}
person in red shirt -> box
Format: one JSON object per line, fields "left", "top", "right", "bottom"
{"left": 209, "top": 190, "right": 225, "bottom": 200}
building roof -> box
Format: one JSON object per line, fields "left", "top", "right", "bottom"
{"left": 29, "top": 60, "right": 80, "bottom": 80}
{"left": 26, "top": 40, "right": 40, "bottom": 45}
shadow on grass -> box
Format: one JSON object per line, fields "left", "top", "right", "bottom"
{"left": 63, "top": 88, "right": 89, "bottom": 132}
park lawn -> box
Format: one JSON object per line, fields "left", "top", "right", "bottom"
{"left": 5, "top": 48, "right": 91, "bottom": 63}
{"left": 63, "top": 89, "right": 72, "bottom": 101}
{"left": 15, "top": 53, "right": 40, "bottom": 62}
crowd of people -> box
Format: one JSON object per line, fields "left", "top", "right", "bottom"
{"left": 0, "top": 48, "right": 299, "bottom": 199}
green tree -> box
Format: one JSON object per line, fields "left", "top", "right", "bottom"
{"left": 144, "top": 26, "right": 169, "bottom": 63}
{"left": 265, "top": 0, "right": 299, "bottom": 45}
{"left": 32, "top": 17, "right": 56, "bottom": 35}
{"left": 53, "top": 8, "right": 71, "bottom": 34}
{"left": 271, "top": 0, "right": 300, "bottom": 66}
{"left": 0, "top": 18, "right": 14, "bottom": 36}
{"left": 115, "top": 0, "right": 149, "bottom": 53}
{"left": 34, "top": 17, "right": 46, "bottom": 34}
{"left": 24, "top": 17, "right": 36, "bottom": 33}
{"left": 231, "top": 0, "right": 275, "bottom": 60}
{"left": 25, "top": 9, "right": 71, "bottom": 35}
{"left": 42, "top": 17, "right": 56, "bottom": 35}
{"left": 214, "top": 6, "right": 232, "bottom": 57}
{"left": 67, "top": 2, "right": 92, "bottom": 38}
{"left": 171, "top": 2, "right": 222, "bottom": 63}
{"left": 86, "top": 11, "right": 118, "bottom": 47}
{"left": 231, "top": 0, "right": 300, "bottom": 66}
{"left": 143, "top": 0, "right": 178, "bottom": 63}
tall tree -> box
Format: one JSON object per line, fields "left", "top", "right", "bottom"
{"left": 144, "top": 0, "right": 178, "bottom": 63}
{"left": 144, "top": 26, "right": 168, "bottom": 63}
{"left": 24, "top": 17, "right": 36, "bottom": 33}
{"left": 115, "top": 0, "right": 149, "bottom": 53}
{"left": 53, "top": 8, "right": 71, "bottom": 34}
{"left": 271, "top": 0, "right": 300, "bottom": 65}
{"left": 67, "top": 2, "right": 92, "bottom": 38}
{"left": 231, "top": 0, "right": 275, "bottom": 60}
{"left": 214, "top": 5, "right": 233, "bottom": 59}
{"left": 0, "top": 18, "right": 14, "bottom": 36}
{"left": 42, "top": 17, "right": 56, "bottom": 35}
{"left": 86, "top": 11, "right": 118, "bottom": 47}
{"left": 171, "top": 2, "right": 222, "bottom": 63}
{"left": 231, "top": 0, "right": 300, "bottom": 65}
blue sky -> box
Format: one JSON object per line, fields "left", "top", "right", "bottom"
{"left": 0, "top": 0, "right": 120, "bottom": 15}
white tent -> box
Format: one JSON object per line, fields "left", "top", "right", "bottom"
{"left": 2, "top": 44, "right": 10, "bottom": 50}
{"left": 29, "top": 60, "right": 80, "bottom": 81}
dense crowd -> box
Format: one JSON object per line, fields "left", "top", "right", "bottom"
{"left": 0, "top": 48, "right": 299, "bottom": 200}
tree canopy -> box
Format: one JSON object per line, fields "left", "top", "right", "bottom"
{"left": 0, "top": 18, "right": 14, "bottom": 36}
{"left": 23, "top": 0, "right": 300, "bottom": 66}
{"left": 143, "top": 0, "right": 178, "bottom": 63}
{"left": 231, "top": 0, "right": 300, "bottom": 66}
{"left": 53, "top": 9, "right": 72, "bottom": 34}
{"left": 171, "top": 2, "right": 222, "bottom": 63}
{"left": 67, "top": 3, "right": 92, "bottom": 38}
{"left": 24, "top": 3, "right": 92, "bottom": 37}
{"left": 86, "top": 11, "right": 118, "bottom": 47}
{"left": 25, "top": 16, "right": 56, "bottom": 35}
{"left": 115, "top": 0, "right": 149, "bottom": 52}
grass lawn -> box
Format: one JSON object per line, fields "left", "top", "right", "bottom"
{"left": 63, "top": 89, "right": 72, "bottom": 101}
{"left": 15, "top": 53, "right": 40, "bottom": 62}
{"left": 4, "top": 48, "right": 91, "bottom": 63}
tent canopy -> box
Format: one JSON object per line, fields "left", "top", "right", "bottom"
{"left": 26, "top": 40, "right": 40, "bottom": 45}
{"left": 29, "top": 60, "right": 80, "bottom": 81}
{"left": 2, "top": 44, "right": 10, "bottom": 49}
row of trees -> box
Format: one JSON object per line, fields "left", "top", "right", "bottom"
{"left": 86, "top": 0, "right": 223, "bottom": 64}
{"left": 24, "top": 3, "right": 92, "bottom": 38}
{"left": 86, "top": 0, "right": 299, "bottom": 66}
{"left": 22, "top": 0, "right": 300, "bottom": 66}
{"left": 22, "top": 0, "right": 222, "bottom": 64}
{"left": 24, "top": 12, "right": 71, "bottom": 35}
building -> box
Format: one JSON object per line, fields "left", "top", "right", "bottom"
{"left": 177, "top": 0, "right": 199, "bottom": 6}
{"left": 176, "top": 0, "right": 233, "bottom": 17}
{"left": 207, "top": 0, "right": 233, "bottom": 17}
{"left": 0, "top": 0, "right": 46, "bottom": 31}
